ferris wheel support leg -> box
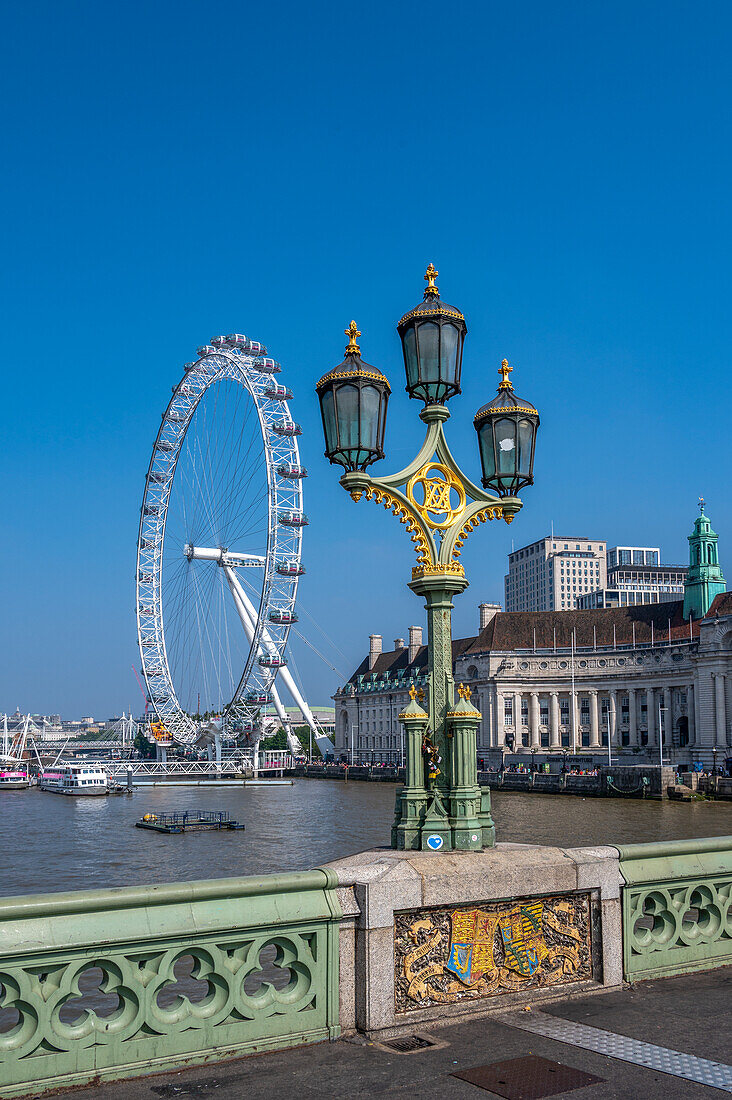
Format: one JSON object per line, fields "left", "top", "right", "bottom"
{"left": 251, "top": 736, "right": 260, "bottom": 779}
{"left": 214, "top": 731, "right": 222, "bottom": 773}
{"left": 223, "top": 568, "right": 326, "bottom": 756}
{"left": 223, "top": 567, "right": 302, "bottom": 756}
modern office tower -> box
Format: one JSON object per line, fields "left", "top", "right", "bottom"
{"left": 577, "top": 546, "right": 688, "bottom": 609}
{"left": 504, "top": 536, "right": 607, "bottom": 612}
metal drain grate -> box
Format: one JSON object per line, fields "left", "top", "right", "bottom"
{"left": 453, "top": 1055, "right": 604, "bottom": 1099}
{"left": 380, "top": 1033, "right": 438, "bottom": 1054}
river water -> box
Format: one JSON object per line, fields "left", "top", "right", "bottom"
{"left": 0, "top": 781, "right": 729, "bottom": 897}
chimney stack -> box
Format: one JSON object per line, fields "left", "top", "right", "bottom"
{"left": 408, "top": 625, "right": 423, "bottom": 663}
{"left": 479, "top": 602, "right": 501, "bottom": 631}
{"left": 369, "top": 634, "right": 382, "bottom": 670}
{"left": 394, "top": 638, "right": 405, "bottom": 650}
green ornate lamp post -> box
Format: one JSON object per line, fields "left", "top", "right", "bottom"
{"left": 316, "top": 266, "right": 540, "bottom": 851}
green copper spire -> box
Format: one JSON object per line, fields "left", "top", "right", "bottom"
{"left": 683, "top": 497, "right": 726, "bottom": 620}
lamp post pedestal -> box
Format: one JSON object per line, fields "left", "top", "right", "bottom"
{"left": 448, "top": 695, "right": 494, "bottom": 849}
{"left": 392, "top": 698, "right": 430, "bottom": 850}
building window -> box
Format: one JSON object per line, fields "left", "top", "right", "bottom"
{"left": 521, "top": 698, "right": 529, "bottom": 722}
{"left": 504, "top": 699, "right": 514, "bottom": 724}
{"left": 540, "top": 700, "right": 549, "bottom": 724}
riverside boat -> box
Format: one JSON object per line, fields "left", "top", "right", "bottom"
{"left": 40, "top": 763, "right": 109, "bottom": 795}
{"left": 0, "top": 768, "right": 29, "bottom": 790}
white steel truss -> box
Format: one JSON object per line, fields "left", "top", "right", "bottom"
{"left": 136, "top": 343, "right": 305, "bottom": 744}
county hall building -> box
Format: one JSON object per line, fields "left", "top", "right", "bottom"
{"left": 333, "top": 506, "right": 730, "bottom": 770}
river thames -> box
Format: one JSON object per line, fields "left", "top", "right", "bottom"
{"left": 0, "top": 781, "right": 729, "bottom": 896}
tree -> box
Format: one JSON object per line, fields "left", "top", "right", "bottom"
{"left": 133, "top": 730, "right": 156, "bottom": 759}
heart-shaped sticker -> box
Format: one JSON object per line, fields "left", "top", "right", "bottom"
{"left": 426, "top": 834, "right": 443, "bottom": 851}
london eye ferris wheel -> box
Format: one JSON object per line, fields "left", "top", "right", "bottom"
{"left": 135, "top": 333, "right": 313, "bottom": 749}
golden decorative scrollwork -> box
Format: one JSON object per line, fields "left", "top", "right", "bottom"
{"left": 452, "top": 506, "right": 505, "bottom": 558}
{"left": 407, "top": 462, "right": 466, "bottom": 531}
{"left": 411, "top": 562, "right": 465, "bottom": 581}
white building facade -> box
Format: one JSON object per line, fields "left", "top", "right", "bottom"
{"left": 333, "top": 595, "right": 732, "bottom": 770}
{"left": 505, "top": 536, "right": 607, "bottom": 612}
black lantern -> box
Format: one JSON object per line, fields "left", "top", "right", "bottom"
{"left": 316, "top": 321, "right": 390, "bottom": 471}
{"left": 397, "top": 264, "right": 467, "bottom": 405}
{"left": 473, "top": 360, "right": 539, "bottom": 496}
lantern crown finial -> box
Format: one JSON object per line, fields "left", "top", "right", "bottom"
{"left": 424, "top": 263, "right": 439, "bottom": 297}
{"left": 344, "top": 320, "right": 361, "bottom": 355}
{"left": 498, "top": 359, "right": 513, "bottom": 389}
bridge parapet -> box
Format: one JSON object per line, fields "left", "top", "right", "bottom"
{"left": 616, "top": 835, "right": 732, "bottom": 981}
{"left": 0, "top": 870, "right": 341, "bottom": 1097}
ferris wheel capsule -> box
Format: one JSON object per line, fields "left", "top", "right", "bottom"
{"left": 277, "top": 463, "right": 307, "bottom": 478}
{"left": 246, "top": 340, "right": 267, "bottom": 356}
{"left": 264, "top": 384, "right": 293, "bottom": 400}
{"left": 225, "top": 334, "right": 248, "bottom": 346}
{"left": 258, "top": 654, "right": 287, "bottom": 667}
{"left": 278, "top": 510, "right": 308, "bottom": 527}
{"left": 255, "top": 358, "right": 281, "bottom": 374}
{"left": 197, "top": 345, "right": 216, "bottom": 356}
{"left": 272, "top": 420, "right": 302, "bottom": 436}
{"left": 276, "top": 560, "right": 306, "bottom": 576}
{"left": 210, "top": 336, "right": 227, "bottom": 347}
{"left": 269, "top": 608, "right": 297, "bottom": 624}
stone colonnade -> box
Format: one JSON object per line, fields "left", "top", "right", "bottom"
{"left": 483, "top": 682, "right": 701, "bottom": 751}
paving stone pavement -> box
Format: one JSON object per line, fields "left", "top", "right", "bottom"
{"left": 68, "top": 968, "right": 731, "bottom": 1100}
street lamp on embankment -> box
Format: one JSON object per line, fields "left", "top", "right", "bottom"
{"left": 316, "top": 265, "right": 540, "bottom": 851}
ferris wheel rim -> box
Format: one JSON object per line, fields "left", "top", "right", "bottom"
{"left": 135, "top": 346, "right": 304, "bottom": 743}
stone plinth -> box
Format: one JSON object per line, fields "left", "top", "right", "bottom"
{"left": 325, "top": 843, "right": 622, "bottom": 1037}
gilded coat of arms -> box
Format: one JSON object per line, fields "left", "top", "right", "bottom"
{"left": 394, "top": 894, "right": 592, "bottom": 1011}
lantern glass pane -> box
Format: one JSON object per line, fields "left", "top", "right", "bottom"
{"left": 321, "top": 388, "right": 337, "bottom": 452}
{"left": 336, "top": 383, "right": 360, "bottom": 450}
{"left": 360, "top": 384, "right": 380, "bottom": 450}
{"left": 403, "top": 327, "right": 418, "bottom": 388}
{"left": 441, "top": 323, "right": 459, "bottom": 383}
{"left": 417, "top": 322, "right": 440, "bottom": 382}
{"left": 517, "top": 417, "right": 535, "bottom": 478}
{"left": 377, "top": 391, "right": 388, "bottom": 449}
{"left": 478, "top": 422, "right": 496, "bottom": 481}
{"left": 495, "top": 417, "right": 517, "bottom": 478}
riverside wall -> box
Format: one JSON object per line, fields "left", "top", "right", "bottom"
{"left": 287, "top": 764, "right": 732, "bottom": 800}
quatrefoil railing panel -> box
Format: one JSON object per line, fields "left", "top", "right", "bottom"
{"left": 618, "top": 838, "right": 732, "bottom": 980}
{"left": 0, "top": 869, "right": 341, "bottom": 1097}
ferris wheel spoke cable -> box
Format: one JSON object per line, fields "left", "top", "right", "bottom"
{"left": 217, "top": 408, "right": 261, "bottom": 542}
{"left": 236, "top": 570, "right": 349, "bottom": 680}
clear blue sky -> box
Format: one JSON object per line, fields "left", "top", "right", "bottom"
{"left": 2, "top": 0, "right": 730, "bottom": 719}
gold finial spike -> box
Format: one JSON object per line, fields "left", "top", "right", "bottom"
{"left": 344, "top": 320, "right": 361, "bottom": 355}
{"left": 457, "top": 682, "right": 472, "bottom": 701}
{"left": 498, "top": 358, "right": 513, "bottom": 389}
{"left": 409, "top": 684, "right": 417, "bottom": 701}
{"left": 424, "top": 263, "right": 439, "bottom": 297}
{"left": 699, "top": 496, "right": 706, "bottom": 514}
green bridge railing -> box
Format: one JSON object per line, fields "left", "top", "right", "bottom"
{"left": 0, "top": 869, "right": 341, "bottom": 1097}
{"left": 617, "top": 836, "right": 732, "bottom": 981}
